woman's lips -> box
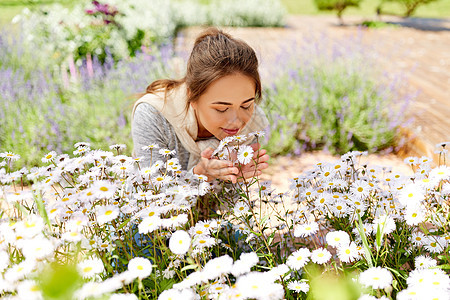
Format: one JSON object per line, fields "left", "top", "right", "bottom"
{"left": 222, "top": 128, "right": 239, "bottom": 135}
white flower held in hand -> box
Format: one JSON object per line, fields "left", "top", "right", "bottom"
{"left": 237, "top": 145, "right": 254, "bottom": 165}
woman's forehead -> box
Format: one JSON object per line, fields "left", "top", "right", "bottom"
{"left": 199, "top": 73, "right": 256, "bottom": 105}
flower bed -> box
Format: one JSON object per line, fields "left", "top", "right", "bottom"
{"left": 0, "top": 135, "right": 448, "bottom": 299}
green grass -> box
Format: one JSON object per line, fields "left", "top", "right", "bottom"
{"left": 281, "top": 0, "right": 450, "bottom": 18}
{"left": 0, "top": 0, "right": 74, "bottom": 25}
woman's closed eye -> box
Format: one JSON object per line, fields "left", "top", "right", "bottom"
{"left": 215, "top": 105, "right": 252, "bottom": 113}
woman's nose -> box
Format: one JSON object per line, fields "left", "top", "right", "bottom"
{"left": 227, "top": 111, "right": 245, "bottom": 129}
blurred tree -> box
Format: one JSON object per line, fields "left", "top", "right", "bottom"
{"left": 313, "top": 0, "right": 363, "bottom": 24}
{"left": 381, "top": 0, "right": 441, "bottom": 17}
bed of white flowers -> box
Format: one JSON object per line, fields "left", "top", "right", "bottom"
{"left": 0, "top": 133, "right": 449, "bottom": 299}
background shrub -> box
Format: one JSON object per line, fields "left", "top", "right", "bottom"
{"left": 261, "top": 35, "right": 412, "bottom": 156}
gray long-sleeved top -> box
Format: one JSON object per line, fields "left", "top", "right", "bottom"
{"left": 132, "top": 102, "right": 219, "bottom": 169}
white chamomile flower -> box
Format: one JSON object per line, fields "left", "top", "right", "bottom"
{"left": 231, "top": 252, "right": 259, "bottom": 277}
{"left": 138, "top": 216, "right": 161, "bottom": 234}
{"left": 414, "top": 255, "right": 437, "bottom": 269}
{"left": 287, "top": 280, "right": 309, "bottom": 293}
{"left": 286, "top": 248, "right": 311, "bottom": 270}
{"left": 0, "top": 151, "right": 21, "bottom": 161}
{"left": 77, "top": 257, "right": 105, "bottom": 278}
{"left": 202, "top": 255, "right": 233, "bottom": 280}
{"left": 17, "top": 279, "right": 43, "bottom": 299}
{"left": 169, "top": 230, "right": 191, "bottom": 255}
{"left": 141, "top": 144, "right": 159, "bottom": 151}
{"left": 159, "top": 148, "right": 176, "bottom": 156}
{"left": 398, "top": 183, "right": 425, "bottom": 207}
{"left": 233, "top": 201, "right": 250, "bottom": 216}
{"left": 128, "top": 257, "right": 152, "bottom": 279}
{"left": 404, "top": 205, "right": 426, "bottom": 226}
{"left": 404, "top": 156, "right": 418, "bottom": 165}
{"left": 294, "top": 222, "right": 319, "bottom": 238}
{"left": 92, "top": 180, "right": 117, "bottom": 199}
{"left": 21, "top": 236, "right": 54, "bottom": 260}
{"left": 311, "top": 248, "right": 331, "bottom": 264}
{"left": 359, "top": 267, "right": 393, "bottom": 289}
{"left": 237, "top": 145, "right": 254, "bottom": 165}
{"left": 42, "top": 151, "right": 57, "bottom": 163}
{"left": 337, "top": 242, "right": 360, "bottom": 263}
{"left": 326, "top": 230, "right": 350, "bottom": 247}
{"left": 410, "top": 231, "right": 426, "bottom": 246}
{"left": 430, "top": 166, "right": 450, "bottom": 181}
{"left": 350, "top": 180, "right": 372, "bottom": 199}
{"left": 109, "top": 144, "right": 126, "bottom": 151}
{"left": 372, "top": 215, "right": 396, "bottom": 235}
{"left": 96, "top": 205, "right": 119, "bottom": 225}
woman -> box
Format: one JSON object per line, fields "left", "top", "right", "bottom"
{"left": 132, "top": 28, "right": 269, "bottom": 184}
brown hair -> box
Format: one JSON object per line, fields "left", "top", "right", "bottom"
{"left": 145, "top": 28, "right": 262, "bottom": 112}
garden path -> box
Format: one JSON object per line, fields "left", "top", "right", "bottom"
{"left": 179, "top": 15, "right": 449, "bottom": 193}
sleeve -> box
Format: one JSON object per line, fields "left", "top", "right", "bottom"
{"left": 132, "top": 102, "right": 170, "bottom": 168}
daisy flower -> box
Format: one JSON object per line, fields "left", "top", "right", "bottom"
{"left": 231, "top": 252, "right": 259, "bottom": 277}
{"left": 237, "top": 145, "right": 254, "bottom": 165}
{"left": 372, "top": 215, "right": 396, "bottom": 235}
{"left": 430, "top": 166, "right": 450, "bottom": 181}
{"left": 410, "top": 231, "right": 425, "bottom": 247}
{"left": 77, "top": 257, "right": 105, "bottom": 278}
{"left": 202, "top": 255, "right": 233, "bottom": 280}
{"left": 287, "top": 281, "right": 309, "bottom": 293}
{"left": 414, "top": 255, "right": 437, "bottom": 269}
{"left": 138, "top": 216, "right": 161, "bottom": 234}
{"left": 62, "top": 230, "right": 83, "bottom": 242}
{"left": 0, "top": 151, "right": 20, "bottom": 161}
{"left": 397, "top": 183, "right": 425, "bottom": 207}
{"left": 294, "top": 222, "right": 319, "bottom": 238}
{"left": 311, "top": 248, "right": 331, "bottom": 264}
{"left": 42, "top": 151, "right": 57, "bottom": 163}
{"left": 4, "top": 260, "right": 35, "bottom": 283}
{"left": 423, "top": 236, "right": 445, "bottom": 253}
{"left": 21, "top": 236, "right": 54, "bottom": 260}
{"left": 128, "top": 257, "right": 152, "bottom": 279}
{"left": 235, "top": 272, "right": 282, "bottom": 300}
{"left": 109, "top": 144, "right": 126, "bottom": 151}
{"left": 350, "top": 180, "right": 372, "bottom": 199}
{"left": 15, "top": 215, "right": 44, "bottom": 238}
{"left": 92, "top": 180, "right": 117, "bottom": 199}
{"left": 96, "top": 205, "right": 119, "bottom": 225}
{"left": 233, "top": 201, "right": 250, "bottom": 216}
{"left": 359, "top": 267, "right": 393, "bottom": 289}
{"left": 403, "top": 156, "right": 418, "bottom": 166}
{"left": 337, "top": 242, "right": 360, "bottom": 263}
{"left": 159, "top": 148, "right": 176, "bottom": 156}
{"left": 326, "top": 230, "right": 350, "bottom": 248}
{"left": 169, "top": 230, "right": 191, "bottom": 255}
{"left": 286, "top": 248, "right": 311, "bottom": 270}
{"left": 193, "top": 235, "right": 216, "bottom": 249}
{"left": 404, "top": 205, "right": 426, "bottom": 226}
{"left": 17, "top": 280, "right": 43, "bottom": 300}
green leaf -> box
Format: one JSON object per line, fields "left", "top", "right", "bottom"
{"left": 357, "top": 213, "right": 373, "bottom": 268}
{"left": 34, "top": 192, "right": 51, "bottom": 228}
{"left": 180, "top": 264, "right": 198, "bottom": 272}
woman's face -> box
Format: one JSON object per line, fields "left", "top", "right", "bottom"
{"left": 191, "top": 73, "right": 256, "bottom": 141}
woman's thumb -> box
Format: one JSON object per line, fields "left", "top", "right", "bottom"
{"left": 201, "top": 147, "right": 214, "bottom": 159}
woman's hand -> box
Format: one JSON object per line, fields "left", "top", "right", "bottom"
{"left": 193, "top": 147, "right": 239, "bottom": 183}
{"left": 234, "top": 143, "right": 269, "bottom": 182}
